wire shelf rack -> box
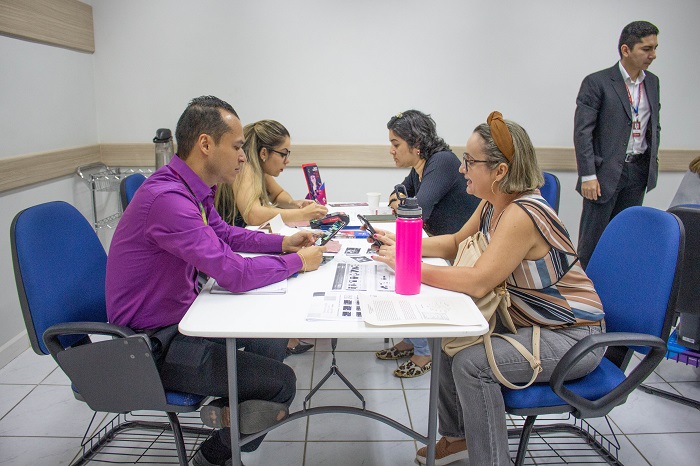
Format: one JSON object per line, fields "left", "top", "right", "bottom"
{"left": 76, "top": 163, "right": 154, "bottom": 229}
{"left": 507, "top": 414, "right": 622, "bottom": 465}
{"left": 72, "top": 411, "right": 212, "bottom": 465}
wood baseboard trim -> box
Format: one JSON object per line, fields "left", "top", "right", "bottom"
{"left": 2, "top": 143, "right": 697, "bottom": 194}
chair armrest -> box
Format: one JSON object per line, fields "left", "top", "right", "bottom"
{"left": 43, "top": 322, "right": 141, "bottom": 357}
{"left": 549, "top": 332, "right": 667, "bottom": 418}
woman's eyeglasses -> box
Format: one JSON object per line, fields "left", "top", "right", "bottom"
{"left": 462, "top": 153, "right": 491, "bottom": 169}
{"left": 267, "top": 148, "right": 291, "bottom": 161}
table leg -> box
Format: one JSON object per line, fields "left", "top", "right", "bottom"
{"left": 226, "top": 338, "right": 242, "bottom": 466}
{"left": 426, "top": 337, "right": 441, "bottom": 466}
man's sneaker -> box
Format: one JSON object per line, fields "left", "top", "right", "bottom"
{"left": 416, "top": 437, "right": 468, "bottom": 465}
{"left": 200, "top": 398, "right": 289, "bottom": 434}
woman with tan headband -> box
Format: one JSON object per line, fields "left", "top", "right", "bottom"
{"left": 371, "top": 112, "right": 605, "bottom": 465}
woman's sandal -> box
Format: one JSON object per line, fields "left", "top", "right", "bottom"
{"left": 394, "top": 360, "right": 432, "bottom": 378}
{"left": 375, "top": 346, "right": 414, "bottom": 360}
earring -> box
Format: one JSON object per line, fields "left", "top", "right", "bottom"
{"left": 491, "top": 179, "right": 498, "bottom": 195}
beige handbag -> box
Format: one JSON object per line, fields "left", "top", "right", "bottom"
{"left": 441, "top": 231, "right": 543, "bottom": 390}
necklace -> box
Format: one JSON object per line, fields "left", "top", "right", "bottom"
{"left": 489, "top": 207, "right": 506, "bottom": 234}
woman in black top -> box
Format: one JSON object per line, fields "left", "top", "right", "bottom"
{"left": 377, "top": 110, "right": 480, "bottom": 378}
{"left": 387, "top": 110, "right": 480, "bottom": 236}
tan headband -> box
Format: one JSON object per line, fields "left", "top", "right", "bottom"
{"left": 486, "top": 111, "right": 514, "bottom": 162}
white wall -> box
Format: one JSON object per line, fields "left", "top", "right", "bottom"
{"left": 90, "top": 0, "right": 700, "bottom": 149}
{"left": 0, "top": 31, "right": 98, "bottom": 366}
{"left": 0, "top": 36, "right": 97, "bottom": 157}
{"left": 1, "top": 0, "right": 699, "bottom": 366}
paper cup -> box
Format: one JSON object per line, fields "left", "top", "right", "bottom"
{"left": 367, "top": 192, "right": 381, "bottom": 214}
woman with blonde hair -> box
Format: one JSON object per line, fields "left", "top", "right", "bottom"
{"left": 216, "top": 120, "right": 326, "bottom": 355}
{"left": 215, "top": 120, "right": 327, "bottom": 227}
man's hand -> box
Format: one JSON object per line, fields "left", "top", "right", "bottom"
{"left": 282, "top": 230, "right": 317, "bottom": 252}
{"left": 297, "top": 246, "right": 325, "bottom": 272}
{"left": 581, "top": 179, "right": 601, "bottom": 201}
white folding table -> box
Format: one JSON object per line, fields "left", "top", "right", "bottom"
{"left": 179, "top": 232, "right": 488, "bottom": 466}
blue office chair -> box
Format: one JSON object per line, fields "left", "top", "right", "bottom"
{"left": 120, "top": 172, "right": 147, "bottom": 211}
{"left": 540, "top": 171, "right": 561, "bottom": 213}
{"left": 503, "top": 206, "right": 684, "bottom": 465}
{"left": 11, "top": 201, "right": 208, "bottom": 465}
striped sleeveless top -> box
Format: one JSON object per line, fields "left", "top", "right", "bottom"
{"left": 480, "top": 193, "right": 604, "bottom": 328}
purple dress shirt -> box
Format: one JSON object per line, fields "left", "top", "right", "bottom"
{"left": 106, "top": 155, "right": 302, "bottom": 329}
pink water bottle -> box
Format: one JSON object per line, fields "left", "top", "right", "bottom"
{"left": 394, "top": 184, "right": 423, "bottom": 295}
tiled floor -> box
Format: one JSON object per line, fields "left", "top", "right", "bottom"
{"left": 1, "top": 337, "right": 699, "bottom": 465}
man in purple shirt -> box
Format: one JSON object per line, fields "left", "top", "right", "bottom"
{"left": 106, "top": 96, "right": 324, "bottom": 466}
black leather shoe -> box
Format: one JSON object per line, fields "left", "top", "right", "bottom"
{"left": 285, "top": 342, "right": 314, "bottom": 356}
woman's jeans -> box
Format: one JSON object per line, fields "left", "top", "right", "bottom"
{"left": 403, "top": 337, "right": 431, "bottom": 357}
{"left": 437, "top": 325, "right": 604, "bottom": 466}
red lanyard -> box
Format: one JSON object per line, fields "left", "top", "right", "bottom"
{"left": 625, "top": 81, "right": 643, "bottom": 118}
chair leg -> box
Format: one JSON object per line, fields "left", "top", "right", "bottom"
{"left": 514, "top": 415, "right": 537, "bottom": 466}
{"left": 166, "top": 412, "right": 189, "bottom": 466}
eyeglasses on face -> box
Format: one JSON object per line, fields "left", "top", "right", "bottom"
{"left": 462, "top": 153, "right": 491, "bottom": 170}
{"left": 267, "top": 148, "right": 291, "bottom": 161}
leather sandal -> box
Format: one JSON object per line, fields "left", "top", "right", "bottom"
{"left": 394, "top": 360, "right": 432, "bottom": 378}
{"left": 375, "top": 346, "right": 414, "bottom": 360}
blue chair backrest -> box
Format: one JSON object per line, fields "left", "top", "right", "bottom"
{"left": 120, "top": 173, "right": 147, "bottom": 210}
{"left": 11, "top": 201, "right": 108, "bottom": 355}
{"left": 540, "top": 172, "right": 560, "bottom": 213}
{"left": 586, "top": 206, "right": 682, "bottom": 342}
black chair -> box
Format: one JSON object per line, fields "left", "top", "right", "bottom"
{"left": 120, "top": 173, "right": 147, "bottom": 211}
{"left": 668, "top": 204, "right": 700, "bottom": 350}
{"left": 540, "top": 171, "right": 561, "bottom": 213}
{"left": 503, "top": 206, "right": 684, "bottom": 465}
{"left": 11, "top": 201, "right": 209, "bottom": 465}
{"left": 639, "top": 203, "right": 700, "bottom": 409}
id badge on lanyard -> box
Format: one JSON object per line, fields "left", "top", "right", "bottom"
{"left": 627, "top": 82, "right": 643, "bottom": 139}
{"left": 632, "top": 119, "right": 642, "bottom": 139}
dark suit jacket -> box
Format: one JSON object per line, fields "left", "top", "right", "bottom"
{"left": 574, "top": 63, "right": 660, "bottom": 203}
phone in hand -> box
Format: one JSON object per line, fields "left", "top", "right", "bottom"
{"left": 315, "top": 219, "right": 347, "bottom": 246}
{"left": 357, "top": 214, "right": 383, "bottom": 247}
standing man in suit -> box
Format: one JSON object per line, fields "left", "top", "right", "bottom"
{"left": 574, "top": 20, "right": 660, "bottom": 269}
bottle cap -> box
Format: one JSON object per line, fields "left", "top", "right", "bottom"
{"left": 394, "top": 184, "right": 422, "bottom": 218}
{"left": 153, "top": 128, "right": 172, "bottom": 143}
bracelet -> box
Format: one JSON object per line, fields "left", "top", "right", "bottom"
{"left": 298, "top": 253, "right": 308, "bottom": 273}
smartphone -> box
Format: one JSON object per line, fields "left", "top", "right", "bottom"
{"left": 302, "top": 162, "right": 327, "bottom": 205}
{"left": 315, "top": 219, "right": 347, "bottom": 246}
{"left": 357, "top": 214, "right": 383, "bottom": 247}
